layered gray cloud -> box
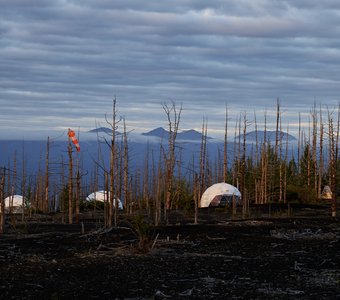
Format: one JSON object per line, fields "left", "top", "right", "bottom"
{"left": 0, "top": 0, "right": 339, "bottom": 139}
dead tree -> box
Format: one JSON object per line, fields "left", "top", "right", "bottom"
{"left": 66, "top": 127, "right": 81, "bottom": 223}
{"left": 0, "top": 168, "right": 5, "bottom": 234}
{"left": 232, "top": 118, "right": 238, "bottom": 188}
{"left": 6, "top": 161, "right": 11, "bottom": 213}
{"left": 67, "top": 141, "right": 73, "bottom": 224}
{"left": 223, "top": 104, "right": 228, "bottom": 182}
{"left": 105, "top": 97, "right": 121, "bottom": 227}
{"left": 306, "top": 123, "right": 311, "bottom": 190}
{"left": 318, "top": 106, "right": 324, "bottom": 199}
{"left": 254, "top": 111, "right": 259, "bottom": 165}
{"left": 327, "top": 108, "right": 337, "bottom": 217}
{"left": 44, "top": 136, "right": 50, "bottom": 213}
{"left": 35, "top": 153, "right": 44, "bottom": 212}
{"left": 241, "top": 112, "right": 250, "bottom": 217}
{"left": 279, "top": 114, "right": 283, "bottom": 202}
{"left": 151, "top": 150, "right": 156, "bottom": 220}
{"left": 237, "top": 114, "right": 241, "bottom": 190}
{"left": 254, "top": 111, "right": 260, "bottom": 204}
{"left": 199, "top": 118, "right": 208, "bottom": 201}
{"left": 263, "top": 111, "right": 268, "bottom": 203}
{"left": 336, "top": 104, "right": 340, "bottom": 199}
{"left": 336, "top": 104, "right": 340, "bottom": 172}
{"left": 194, "top": 172, "right": 199, "bottom": 224}
{"left": 123, "top": 118, "right": 130, "bottom": 215}
{"left": 284, "top": 125, "right": 289, "bottom": 203}
{"left": 155, "top": 146, "right": 164, "bottom": 225}
{"left": 162, "top": 101, "right": 182, "bottom": 221}
{"left": 311, "top": 104, "right": 318, "bottom": 193}
{"left": 175, "top": 148, "right": 183, "bottom": 210}
{"left": 298, "top": 113, "right": 301, "bottom": 174}
{"left": 12, "top": 152, "right": 17, "bottom": 213}
{"left": 75, "top": 169, "right": 81, "bottom": 223}
{"left": 21, "top": 141, "right": 26, "bottom": 221}
{"left": 104, "top": 171, "right": 109, "bottom": 227}
{"left": 60, "top": 155, "right": 66, "bottom": 222}
{"left": 275, "top": 99, "right": 280, "bottom": 158}
{"left": 144, "top": 159, "right": 151, "bottom": 212}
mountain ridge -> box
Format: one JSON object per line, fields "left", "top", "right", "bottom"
{"left": 238, "top": 130, "right": 296, "bottom": 142}
{"left": 142, "top": 127, "right": 212, "bottom": 141}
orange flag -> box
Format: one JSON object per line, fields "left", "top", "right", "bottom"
{"left": 68, "top": 128, "right": 80, "bottom": 152}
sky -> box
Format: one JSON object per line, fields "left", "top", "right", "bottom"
{"left": 1, "top": 0, "right": 340, "bottom": 140}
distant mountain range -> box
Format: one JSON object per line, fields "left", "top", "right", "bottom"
{"left": 88, "top": 127, "right": 121, "bottom": 135}
{"left": 88, "top": 127, "right": 296, "bottom": 143}
{"left": 141, "top": 127, "right": 212, "bottom": 141}
{"left": 238, "top": 130, "right": 296, "bottom": 142}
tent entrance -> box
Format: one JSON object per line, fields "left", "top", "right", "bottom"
{"left": 210, "top": 194, "right": 238, "bottom": 207}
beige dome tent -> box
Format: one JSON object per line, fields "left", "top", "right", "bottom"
{"left": 4, "top": 195, "right": 26, "bottom": 213}
{"left": 321, "top": 186, "right": 332, "bottom": 200}
{"left": 86, "top": 190, "right": 123, "bottom": 209}
{"left": 200, "top": 183, "right": 241, "bottom": 208}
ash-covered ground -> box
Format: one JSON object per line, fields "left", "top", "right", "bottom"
{"left": 0, "top": 205, "right": 339, "bottom": 299}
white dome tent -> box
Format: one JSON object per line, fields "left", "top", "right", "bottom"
{"left": 4, "top": 195, "right": 26, "bottom": 213}
{"left": 86, "top": 190, "right": 123, "bottom": 210}
{"left": 200, "top": 183, "right": 241, "bottom": 208}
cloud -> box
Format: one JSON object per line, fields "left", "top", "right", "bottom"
{"left": 0, "top": 0, "right": 339, "bottom": 139}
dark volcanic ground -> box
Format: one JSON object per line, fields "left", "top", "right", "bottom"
{"left": 0, "top": 208, "right": 339, "bottom": 299}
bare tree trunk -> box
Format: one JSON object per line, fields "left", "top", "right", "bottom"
{"left": 93, "top": 154, "right": 99, "bottom": 216}
{"left": 75, "top": 169, "right": 80, "bottom": 223}
{"left": 328, "top": 109, "right": 336, "bottom": 217}
{"left": 134, "top": 174, "right": 140, "bottom": 208}
{"left": 206, "top": 153, "right": 212, "bottom": 188}
{"left": 204, "top": 122, "right": 208, "bottom": 186}
{"left": 336, "top": 103, "right": 340, "bottom": 169}
{"left": 123, "top": 118, "right": 130, "bottom": 215}
{"left": 0, "top": 169, "right": 5, "bottom": 234}
{"left": 199, "top": 118, "right": 208, "bottom": 201}
{"left": 253, "top": 112, "right": 260, "bottom": 204}
{"left": 311, "top": 103, "right": 318, "bottom": 193}
{"left": 335, "top": 104, "right": 340, "bottom": 203}
{"left": 151, "top": 150, "right": 157, "bottom": 222}
{"left": 155, "top": 147, "right": 164, "bottom": 226}
{"left": 279, "top": 115, "right": 283, "bottom": 202}
{"left": 104, "top": 171, "right": 109, "bottom": 227}
{"left": 284, "top": 125, "right": 289, "bottom": 203}
{"left": 106, "top": 97, "right": 120, "bottom": 228}
{"left": 275, "top": 98, "right": 280, "bottom": 158}
{"left": 175, "top": 149, "right": 183, "bottom": 210}
{"left": 318, "top": 105, "right": 324, "bottom": 199}
{"left": 306, "top": 133, "right": 311, "bottom": 192}
{"left": 298, "top": 113, "right": 301, "bottom": 174}
{"left": 163, "top": 101, "right": 182, "bottom": 223}
{"left": 11, "top": 152, "right": 17, "bottom": 214}
{"left": 260, "top": 111, "right": 268, "bottom": 204}
{"left": 241, "top": 112, "right": 248, "bottom": 218}
{"left": 223, "top": 104, "right": 228, "bottom": 182}
{"left": 118, "top": 139, "right": 123, "bottom": 203}
{"left": 44, "top": 137, "right": 50, "bottom": 213}
{"left": 109, "top": 140, "right": 115, "bottom": 227}
{"left": 21, "top": 141, "right": 26, "bottom": 221}
{"left": 237, "top": 114, "right": 241, "bottom": 190}
{"left": 194, "top": 173, "right": 198, "bottom": 224}
{"left": 143, "top": 148, "right": 149, "bottom": 213}
{"left": 254, "top": 112, "right": 259, "bottom": 166}
{"left": 6, "top": 161, "right": 11, "bottom": 213}
{"left": 68, "top": 143, "right": 73, "bottom": 224}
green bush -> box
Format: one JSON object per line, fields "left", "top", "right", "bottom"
{"left": 132, "top": 215, "right": 154, "bottom": 253}
{"left": 286, "top": 185, "right": 318, "bottom": 203}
